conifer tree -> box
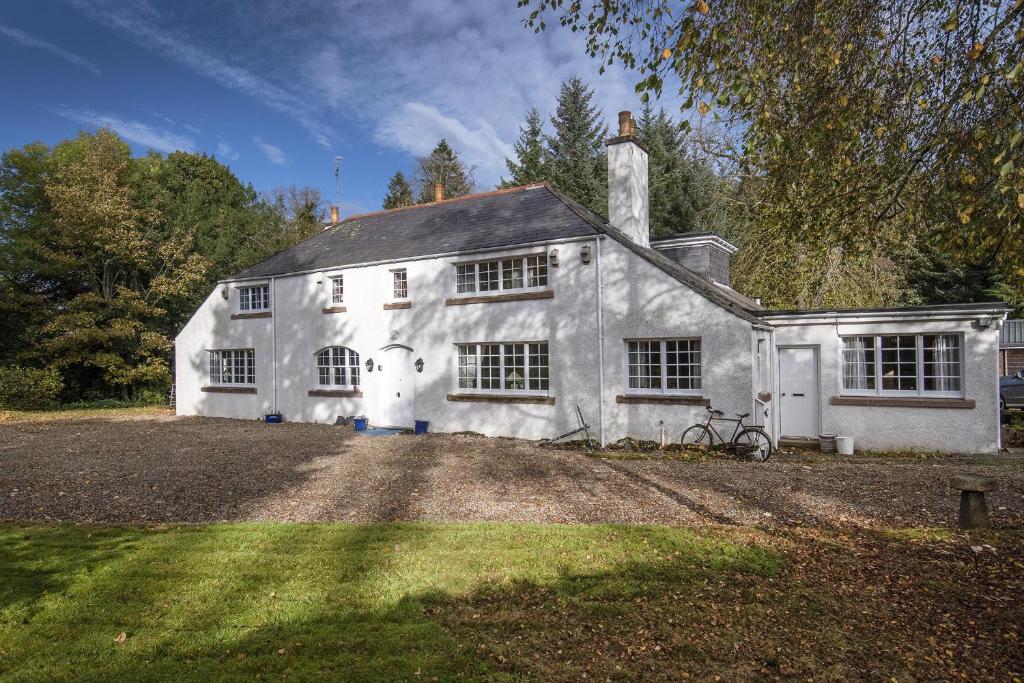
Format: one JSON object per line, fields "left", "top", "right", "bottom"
{"left": 501, "top": 108, "right": 548, "bottom": 188}
{"left": 544, "top": 77, "right": 608, "bottom": 215}
{"left": 382, "top": 171, "right": 413, "bottom": 209}
{"left": 414, "top": 139, "right": 473, "bottom": 203}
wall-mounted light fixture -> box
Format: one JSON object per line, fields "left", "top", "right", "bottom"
{"left": 221, "top": 286, "right": 230, "bottom": 299}
{"left": 976, "top": 316, "right": 992, "bottom": 328}
{"left": 580, "top": 245, "right": 592, "bottom": 264}
{"left": 315, "top": 272, "right": 324, "bottom": 285}
{"left": 414, "top": 357, "right": 424, "bottom": 373}
{"left": 365, "top": 358, "right": 375, "bottom": 372}
{"left": 549, "top": 247, "right": 560, "bottom": 267}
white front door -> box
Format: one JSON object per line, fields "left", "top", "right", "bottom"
{"left": 779, "top": 346, "right": 819, "bottom": 438}
{"left": 378, "top": 346, "right": 415, "bottom": 428}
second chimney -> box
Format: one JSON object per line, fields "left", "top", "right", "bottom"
{"left": 329, "top": 205, "right": 340, "bottom": 223}
{"left": 607, "top": 110, "right": 649, "bottom": 248}
{"left": 433, "top": 182, "right": 444, "bottom": 203}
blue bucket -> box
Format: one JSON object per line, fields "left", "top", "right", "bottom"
{"left": 353, "top": 417, "right": 368, "bottom": 431}
{"left": 265, "top": 413, "right": 282, "bottom": 424}
{"left": 414, "top": 420, "right": 429, "bottom": 435}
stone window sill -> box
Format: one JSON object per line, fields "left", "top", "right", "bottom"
{"left": 830, "top": 395, "right": 975, "bottom": 409}
{"left": 447, "top": 393, "right": 555, "bottom": 405}
{"left": 231, "top": 311, "right": 272, "bottom": 320}
{"left": 322, "top": 306, "right": 347, "bottom": 314}
{"left": 616, "top": 394, "right": 709, "bottom": 406}
{"left": 383, "top": 301, "right": 412, "bottom": 310}
{"left": 201, "top": 386, "right": 257, "bottom": 394}
{"left": 308, "top": 388, "right": 363, "bottom": 398}
{"left": 446, "top": 290, "right": 554, "bottom": 306}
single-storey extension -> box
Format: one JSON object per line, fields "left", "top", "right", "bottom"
{"left": 175, "top": 111, "right": 1009, "bottom": 453}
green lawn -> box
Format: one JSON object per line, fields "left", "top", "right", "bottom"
{"left": 1, "top": 523, "right": 1019, "bottom": 681}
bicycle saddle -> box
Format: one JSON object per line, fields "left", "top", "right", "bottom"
{"left": 735, "top": 412, "right": 750, "bottom": 418}
{"left": 709, "top": 408, "right": 724, "bottom": 416}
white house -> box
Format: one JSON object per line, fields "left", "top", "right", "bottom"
{"left": 175, "top": 111, "right": 1009, "bottom": 454}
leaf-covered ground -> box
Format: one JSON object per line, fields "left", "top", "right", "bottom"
{"left": 1, "top": 523, "right": 1021, "bottom": 681}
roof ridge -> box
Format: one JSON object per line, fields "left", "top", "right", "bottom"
{"left": 333, "top": 183, "right": 549, "bottom": 224}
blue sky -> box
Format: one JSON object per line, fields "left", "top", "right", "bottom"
{"left": 0, "top": 0, "right": 645, "bottom": 216}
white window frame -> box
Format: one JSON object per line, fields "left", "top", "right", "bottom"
{"left": 391, "top": 268, "right": 409, "bottom": 300}
{"left": 624, "top": 338, "right": 702, "bottom": 396}
{"left": 839, "top": 333, "right": 964, "bottom": 398}
{"left": 237, "top": 283, "right": 270, "bottom": 312}
{"left": 455, "top": 341, "right": 550, "bottom": 395}
{"left": 451, "top": 253, "right": 549, "bottom": 296}
{"left": 208, "top": 349, "right": 255, "bottom": 386}
{"left": 315, "top": 346, "right": 360, "bottom": 389}
{"left": 330, "top": 274, "right": 344, "bottom": 304}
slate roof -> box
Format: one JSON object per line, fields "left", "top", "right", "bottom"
{"left": 227, "top": 183, "right": 765, "bottom": 324}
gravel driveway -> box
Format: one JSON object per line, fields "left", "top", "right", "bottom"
{"left": 2, "top": 412, "right": 1022, "bottom": 528}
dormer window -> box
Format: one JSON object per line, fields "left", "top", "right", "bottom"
{"left": 238, "top": 284, "right": 270, "bottom": 312}
{"left": 454, "top": 254, "right": 548, "bottom": 295}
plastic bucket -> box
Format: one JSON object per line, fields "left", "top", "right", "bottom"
{"left": 353, "top": 417, "right": 368, "bottom": 431}
{"left": 265, "top": 413, "right": 283, "bottom": 424}
{"left": 835, "top": 436, "right": 854, "bottom": 455}
{"left": 414, "top": 420, "right": 429, "bottom": 435}
{"left": 818, "top": 433, "right": 837, "bottom": 453}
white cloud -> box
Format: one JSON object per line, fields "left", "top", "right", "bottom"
{"left": 52, "top": 107, "right": 195, "bottom": 153}
{"left": 216, "top": 141, "right": 239, "bottom": 161}
{"left": 0, "top": 23, "right": 101, "bottom": 75}
{"left": 253, "top": 137, "right": 287, "bottom": 165}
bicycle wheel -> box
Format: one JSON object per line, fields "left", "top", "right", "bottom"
{"left": 680, "top": 425, "right": 713, "bottom": 450}
{"left": 735, "top": 428, "right": 773, "bottom": 462}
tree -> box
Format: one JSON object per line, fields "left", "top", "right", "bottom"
{"left": 524, "top": 1, "right": 1024, "bottom": 309}
{"left": 502, "top": 108, "right": 548, "bottom": 187}
{"left": 0, "top": 129, "right": 325, "bottom": 402}
{"left": 414, "top": 139, "right": 474, "bottom": 203}
{"left": 382, "top": 171, "right": 414, "bottom": 209}
{"left": 545, "top": 77, "right": 608, "bottom": 215}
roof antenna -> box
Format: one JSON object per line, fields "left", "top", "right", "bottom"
{"left": 333, "top": 155, "right": 343, "bottom": 206}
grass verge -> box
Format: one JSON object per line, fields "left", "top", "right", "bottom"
{"left": 1, "top": 523, "right": 1021, "bottom": 681}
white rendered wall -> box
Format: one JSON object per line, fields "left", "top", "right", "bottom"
{"left": 174, "top": 235, "right": 760, "bottom": 443}
{"left": 772, "top": 319, "right": 1000, "bottom": 454}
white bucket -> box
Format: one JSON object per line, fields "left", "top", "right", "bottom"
{"left": 835, "top": 436, "right": 854, "bottom": 455}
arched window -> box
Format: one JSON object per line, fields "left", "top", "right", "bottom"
{"left": 317, "top": 347, "right": 360, "bottom": 388}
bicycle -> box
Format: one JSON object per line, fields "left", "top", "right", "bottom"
{"left": 680, "top": 406, "right": 774, "bottom": 462}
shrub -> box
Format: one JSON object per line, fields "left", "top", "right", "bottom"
{"left": 0, "top": 366, "right": 63, "bottom": 410}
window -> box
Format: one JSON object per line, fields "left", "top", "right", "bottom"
{"left": 238, "top": 284, "right": 270, "bottom": 312}
{"left": 627, "top": 339, "right": 702, "bottom": 394}
{"left": 316, "top": 346, "right": 360, "bottom": 388}
{"left": 841, "top": 334, "right": 962, "bottom": 395}
{"left": 330, "top": 275, "right": 344, "bottom": 304}
{"left": 457, "top": 342, "right": 549, "bottom": 393}
{"left": 452, "top": 254, "right": 548, "bottom": 295}
{"left": 209, "top": 349, "right": 255, "bottom": 385}
{"left": 392, "top": 269, "right": 408, "bottom": 299}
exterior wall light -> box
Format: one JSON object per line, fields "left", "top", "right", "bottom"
{"left": 414, "top": 357, "right": 424, "bottom": 373}
{"left": 222, "top": 286, "right": 230, "bottom": 299}
{"left": 580, "top": 245, "right": 592, "bottom": 264}
{"left": 549, "top": 247, "right": 559, "bottom": 267}
{"left": 365, "top": 358, "right": 374, "bottom": 372}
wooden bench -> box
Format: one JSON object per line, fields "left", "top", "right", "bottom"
{"left": 949, "top": 474, "right": 997, "bottom": 529}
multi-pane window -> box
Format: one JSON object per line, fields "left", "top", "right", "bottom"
{"left": 841, "top": 334, "right": 962, "bottom": 395}
{"left": 331, "top": 275, "right": 344, "bottom": 304}
{"left": 238, "top": 284, "right": 270, "bottom": 312}
{"left": 208, "top": 349, "right": 255, "bottom": 385}
{"left": 453, "top": 254, "right": 548, "bottom": 295}
{"left": 457, "top": 342, "right": 550, "bottom": 393}
{"left": 627, "top": 339, "right": 702, "bottom": 393}
{"left": 316, "top": 346, "right": 360, "bottom": 388}
{"left": 392, "top": 269, "right": 408, "bottom": 299}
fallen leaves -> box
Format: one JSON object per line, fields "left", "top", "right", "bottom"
{"left": 114, "top": 632, "right": 127, "bottom": 644}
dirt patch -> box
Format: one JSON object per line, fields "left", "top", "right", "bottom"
{"left": 1, "top": 411, "right": 1022, "bottom": 527}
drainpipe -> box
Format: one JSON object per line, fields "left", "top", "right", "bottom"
{"left": 595, "top": 236, "right": 606, "bottom": 446}
{"left": 271, "top": 276, "right": 278, "bottom": 414}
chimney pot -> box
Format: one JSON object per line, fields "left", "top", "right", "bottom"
{"left": 618, "top": 110, "right": 633, "bottom": 137}
{"left": 433, "top": 182, "right": 444, "bottom": 203}
{"left": 330, "top": 205, "right": 340, "bottom": 223}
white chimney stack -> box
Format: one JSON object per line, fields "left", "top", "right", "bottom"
{"left": 607, "top": 110, "right": 649, "bottom": 248}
